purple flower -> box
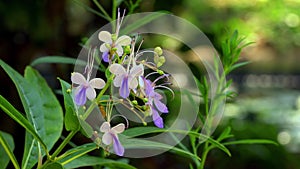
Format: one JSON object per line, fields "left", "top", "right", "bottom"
{"left": 71, "top": 72, "right": 105, "bottom": 106}
{"left": 109, "top": 63, "right": 144, "bottom": 98}
{"left": 98, "top": 31, "right": 131, "bottom": 62}
{"left": 143, "top": 77, "right": 168, "bottom": 128}
{"left": 100, "top": 122, "right": 125, "bottom": 156}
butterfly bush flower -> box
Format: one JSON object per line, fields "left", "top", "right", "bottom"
{"left": 100, "top": 122, "right": 125, "bottom": 156}
{"left": 98, "top": 9, "right": 131, "bottom": 62}
{"left": 110, "top": 63, "right": 144, "bottom": 98}
{"left": 98, "top": 31, "right": 131, "bottom": 62}
{"left": 142, "top": 76, "right": 170, "bottom": 128}
{"left": 71, "top": 49, "right": 106, "bottom": 106}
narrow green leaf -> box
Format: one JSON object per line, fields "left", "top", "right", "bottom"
{"left": 42, "top": 162, "right": 63, "bottom": 169}
{"left": 227, "top": 61, "right": 251, "bottom": 73}
{"left": 30, "top": 56, "right": 85, "bottom": 67}
{"left": 122, "top": 127, "right": 230, "bottom": 157}
{"left": 223, "top": 139, "right": 278, "bottom": 146}
{"left": 64, "top": 155, "right": 137, "bottom": 169}
{"left": 58, "top": 78, "right": 80, "bottom": 131}
{"left": 121, "top": 12, "right": 168, "bottom": 35}
{"left": 57, "top": 143, "right": 98, "bottom": 165}
{"left": 0, "top": 131, "right": 18, "bottom": 169}
{"left": 0, "top": 95, "right": 47, "bottom": 153}
{"left": 217, "top": 127, "right": 233, "bottom": 142}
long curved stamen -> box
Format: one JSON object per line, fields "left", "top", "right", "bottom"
{"left": 135, "top": 50, "right": 156, "bottom": 60}
{"left": 154, "top": 85, "right": 175, "bottom": 99}
{"left": 110, "top": 114, "right": 130, "bottom": 129}
{"left": 145, "top": 71, "right": 159, "bottom": 79}
{"left": 153, "top": 74, "right": 170, "bottom": 84}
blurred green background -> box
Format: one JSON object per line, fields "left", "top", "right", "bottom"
{"left": 1, "top": 0, "right": 300, "bottom": 168}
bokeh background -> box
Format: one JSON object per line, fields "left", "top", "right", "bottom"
{"left": 1, "top": 0, "right": 300, "bottom": 168}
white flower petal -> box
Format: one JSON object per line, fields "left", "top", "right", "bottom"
{"left": 100, "top": 43, "right": 109, "bottom": 52}
{"left": 116, "top": 35, "right": 131, "bottom": 46}
{"left": 100, "top": 122, "right": 110, "bottom": 132}
{"left": 115, "top": 44, "right": 124, "bottom": 56}
{"left": 109, "top": 64, "right": 126, "bottom": 75}
{"left": 89, "top": 78, "right": 105, "bottom": 89}
{"left": 71, "top": 72, "right": 87, "bottom": 85}
{"left": 111, "top": 123, "right": 125, "bottom": 134}
{"left": 98, "top": 31, "right": 112, "bottom": 43}
{"left": 86, "top": 87, "right": 96, "bottom": 100}
{"left": 130, "top": 64, "right": 144, "bottom": 77}
{"left": 102, "top": 132, "right": 113, "bottom": 145}
{"left": 113, "top": 75, "right": 124, "bottom": 87}
{"left": 129, "top": 78, "right": 138, "bottom": 89}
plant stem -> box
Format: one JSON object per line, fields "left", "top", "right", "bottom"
{"left": 50, "top": 130, "right": 78, "bottom": 160}
{"left": 92, "top": 0, "right": 112, "bottom": 21}
{"left": 199, "top": 142, "right": 209, "bottom": 169}
{"left": 0, "top": 132, "right": 20, "bottom": 169}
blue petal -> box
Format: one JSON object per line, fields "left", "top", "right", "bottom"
{"left": 120, "top": 76, "right": 129, "bottom": 98}
{"left": 112, "top": 134, "right": 124, "bottom": 156}
{"left": 75, "top": 86, "right": 87, "bottom": 106}
{"left": 154, "top": 97, "right": 168, "bottom": 113}
{"left": 102, "top": 51, "right": 110, "bottom": 62}
{"left": 151, "top": 106, "right": 164, "bottom": 128}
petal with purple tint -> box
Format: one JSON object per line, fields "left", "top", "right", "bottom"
{"left": 98, "top": 31, "right": 112, "bottom": 43}
{"left": 109, "top": 64, "right": 126, "bottom": 75}
{"left": 143, "top": 78, "right": 154, "bottom": 96}
{"left": 151, "top": 107, "right": 164, "bottom": 128}
{"left": 120, "top": 76, "right": 129, "bottom": 98}
{"left": 129, "top": 77, "right": 138, "bottom": 89}
{"left": 100, "top": 122, "right": 110, "bottom": 132}
{"left": 89, "top": 78, "right": 105, "bottom": 89}
{"left": 71, "top": 72, "right": 87, "bottom": 85}
{"left": 86, "top": 87, "right": 96, "bottom": 100}
{"left": 130, "top": 64, "right": 144, "bottom": 77}
{"left": 74, "top": 86, "right": 87, "bottom": 106}
{"left": 102, "top": 132, "right": 113, "bottom": 145}
{"left": 111, "top": 123, "right": 125, "bottom": 134}
{"left": 154, "top": 96, "right": 168, "bottom": 113}
{"left": 100, "top": 43, "right": 109, "bottom": 52}
{"left": 112, "top": 134, "right": 124, "bottom": 156}
{"left": 102, "top": 51, "right": 110, "bottom": 62}
{"left": 113, "top": 74, "right": 124, "bottom": 87}
{"left": 115, "top": 44, "right": 124, "bottom": 56}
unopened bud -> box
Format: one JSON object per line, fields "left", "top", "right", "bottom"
{"left": 111, "top": 34, "right": 117, "bottom": 41}
{"left": 124, "top": 45, "right": 131, "bottom": 54}
{"left": 157, "top": 70, "right": 164, "bottom": 75}
{"left": 132, "top": 100, "right": 138, "bottom": 105}
{"left": 154, "top": 47, "right": 163, "bottom": 55}
{"left": 66, "top": 89, "right": 71, "bottom": 93}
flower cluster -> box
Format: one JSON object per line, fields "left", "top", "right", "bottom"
{"left": 71, "top": 9, "right": 172, "bottom": 156}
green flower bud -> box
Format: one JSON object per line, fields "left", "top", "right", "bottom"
{"left": 124, "top": 45, "right": 131, "bottom": 54}
{"left": 111, "top": 34, "right": 117, "bottom": 41}
{"left": 132, "top": 100, "right": 138, "bottom": 105}
{"left": 154, "top": 46, "right": 163, "bottom": 55}
{"left": 112, "top": 47, "right": 117, "bottom": 51}
{"left": 157, "top": 69, "right": 164, "bottom": 75}
{"left": 143, "top": 122, "right": 147, "bottom": 126}
{"left": 105, "top": 43, "right": 111, "bottom": 49}
{"left": 66, "top": 89, "right": 71, "bottom": 93}
{"left": 143, "top": 98, "right": 148, "bottom": 102}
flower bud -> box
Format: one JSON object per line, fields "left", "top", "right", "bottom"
{"left": 154, "top": 47, "right": 163, "bottom": 55}
{"left": 66, "top": 89, "right": 71, "bottom": 93}
{"left": 111, "top": 34, "right": 117, "bottom": 41}
{"left": 157, "top": 69, "right": 164, "bottom": 75}
{"left": 132, "top": 100, "right": 138, "bottom": 105}
{"left": 124, "top": 45, "right": 131, "bottom": 54}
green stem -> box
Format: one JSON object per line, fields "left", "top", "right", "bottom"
{"left": 112, "top": 0, "right": 117, "bottom": 31}
{"left": 51, "top": 130, "right": 78, "bottom": 160}
{"left": 0, "top": 133, "right": 20, "bottom": 169}
{"left": 199, "top": 142, "right": 209, "bottom": 169}
{"left": 92, "top": 0, "right": 112, "bottom": 21}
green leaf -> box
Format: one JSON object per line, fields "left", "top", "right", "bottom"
{"left": 123, "top": 127, "right": 231, "bottom": 157}
{"left": 0, "top": 131, "right": 18, "bottom": 169}
{"left": 121, "top": 12, "right": 168, "bottom": 35}
{"left": 0, "top": 95, "right": 48, "bottom": 154}
{"left": 227, "top": 61, "right": 251, "bottom": 73}
{"left": 30, "top": 56, "right": 86, "bottom": 67}
{"left": 58, "top": 78, "right": 80, "bottom": 131}
{"left": 0, "top": 60, "right": 63, "bottom": 169}
{"left": 22, "top": 66, "right": 63, "bottom": 169}
{"left": 42, "top": 162, "right": 63, "bottom": 169}
{"left": 217, "top": 127, "right": 234, "bottom": 142}
{"left": 223, "top": 139, "right": 278, "bottom": 146}
{"left": 57, "top": 143, "right": 98, "bottom": 166}
{"left": 64, "top": 155, "right": 137, "bottom": 169}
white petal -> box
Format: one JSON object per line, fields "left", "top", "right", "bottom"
{"left": 116, "top": 35, "right": 131, "bottom": 46}
{"left": 100, "top": 122, "right": 111, "bottom": 132}
{"left": 113, "top": 75, "right": 124, "bottom": 87}
{"left": 71, "top": 72, "right": 87, "bottom": 85}
{"left": 109, "top": 64, "right": 126, "bottom": 75}
{"left": 111, "top": 123, "right": 125, "bottom": 134}
{"left": 89, "top": 78, "right": 105, "bottom": 89}
{"left": 102, "top": 132, "right": 113, "bottom": 145}
{"left": 129, "top": 78, "right": 138, "bottom": 89}
{"left": 86, "top": 87, "right": 96, "bottom": 100}
{"left": 130, "top": 64, "right": 144, "bottom": 77}
{"left": 100, "top": 43, "right": 109, "bottom": 52}
{"left": 98, "top": 31, "right": 112, "bottom": 43}
{"left": 115, "top": 44, "right": 124, "bottom": 56}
